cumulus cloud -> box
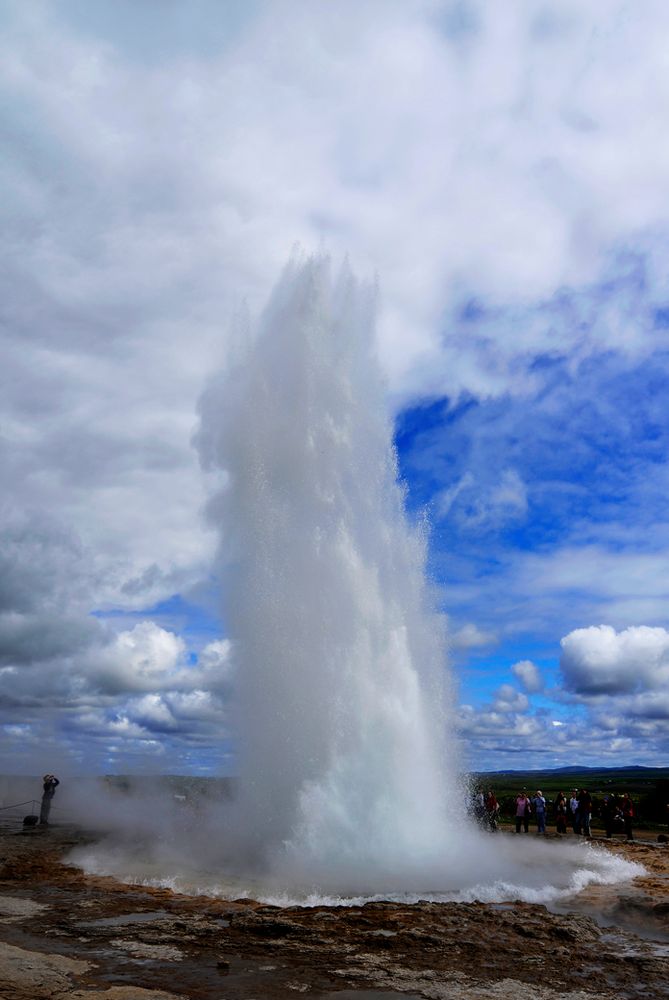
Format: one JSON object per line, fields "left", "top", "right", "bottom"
{"left": 456, "top": 627, "right": 669, "bottom": 768}
{"left": 457, "top": 702, "right": 543, "bottom": 747}
{"left": 491, "top": 684, "right": 529, "bottom": 714}
{"left": 478, "top": 623, "right": 669, "bottom": 770}
{"left": 89, "top": 622, "right": 186, "bottom": 695}
{"left": 0, "top": 507, "right": 233, "bottom": 768}
{"left": 449, "top": 622, "right": 496, "bottom": 650}
{"left": 511, "top": 660, "right": 544, "bottom": 693}
{"left": 560, "top": 624, "right": 669, "bottom": 695}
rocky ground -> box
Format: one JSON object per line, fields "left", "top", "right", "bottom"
{"left": 0, "top": 823, "right": 667, "bottom": 1000}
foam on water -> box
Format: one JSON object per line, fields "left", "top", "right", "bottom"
{"left": 71, "top": 837, "right": 643, "bottom": 907}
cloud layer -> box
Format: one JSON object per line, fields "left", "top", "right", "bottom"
{"left": 2, "top": 1, "right": 669, "bottom": 770}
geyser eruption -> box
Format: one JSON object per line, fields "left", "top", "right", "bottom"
{"left": 197, "top": 254, "right": 461, "bottom": 881}
{"left": 70, "top": 252, "right": 643, "bottom": 904}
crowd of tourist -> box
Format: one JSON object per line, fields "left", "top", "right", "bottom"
{"left": 469, "top": 786, "right": 637, "bottom": 839}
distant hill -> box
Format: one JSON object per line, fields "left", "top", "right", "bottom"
{"left": 476, "top": 764, "right": 664, "bottom": 776}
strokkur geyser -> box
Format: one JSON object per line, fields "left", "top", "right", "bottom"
{"left": 71, "top": 254, "right": 642, "bottom": 903}
{"left": 197, "top": 253, "right": 460, "bottom": 884}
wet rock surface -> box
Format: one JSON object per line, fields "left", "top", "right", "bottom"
{"left": 0, "top": 825, "right": 667, "bottom": 999}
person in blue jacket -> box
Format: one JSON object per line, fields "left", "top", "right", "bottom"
{"left": 533, "top": 789, "right": 546, "bottom": 834}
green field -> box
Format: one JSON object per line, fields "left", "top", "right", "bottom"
{"left": 471, "top": 766, "right": 669, "bottom": 830}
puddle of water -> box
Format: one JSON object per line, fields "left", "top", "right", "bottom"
{"left": 78, "top": 909, "right": 171, "bottom": 928}
{"left": 549, "top": 888, "right": 669, "bottom": 944}
{"left": 548, "top": 893, "right": 669, "bottom": 956}
{"left": 601, "top": 930, "right": 669, "bottom": 959}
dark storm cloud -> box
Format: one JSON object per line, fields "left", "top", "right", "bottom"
{"left": 0, "top": 613, "right": 97, "bottom": 668}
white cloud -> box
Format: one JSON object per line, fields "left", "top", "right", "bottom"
{"left": 490, "top": 470, "right": 528, "bottom": 516}
{"left": 455, "top": 624, "right": 669, "bottom": 768}
{"left": 457, "top": 703, "right": 541, "bottom": 741}
{"left": 449, "top": 622, "right": 496, "bottom": 650}
{"left": 492, "top": 683, "right": 529, "bottom": 714}
{"left": 560, "top": 624, "right": 669, "bottom": 695}
{"left": 440, "top": 533, "right": 669, "bottom": 643}
{"left": 519, "top": 547, "right": 669, "bottom": 614}
{"left": 435, "top": 473, "right": 474, "bottom": 520}
{"left": 437, "top": 469, "right": 528, "bottom": 529}
{"left": 511, "top": 659, "right": 544, "bottom": 693}
{"left": 457, "top": 696, "right": 669, "bottom": 771}
{"left": 90, "top": 622, "right": 186, "bottom": 695}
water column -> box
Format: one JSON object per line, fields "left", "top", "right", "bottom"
{"left": 197, "top": 254, "right": 461, "bottom": 884}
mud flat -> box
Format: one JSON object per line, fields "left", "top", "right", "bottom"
{"left": 0, "top": 824, "right": 667, "bottom": 1000}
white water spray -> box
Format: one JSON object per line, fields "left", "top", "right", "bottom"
{"left": 197, "top": 254, "right": 461, "bottom": 882}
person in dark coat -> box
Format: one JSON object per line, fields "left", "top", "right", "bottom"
{"left": 602, "top": 794, "right": 615, "bottom": 838}
{"left": 579, "top": 788, "right": 592, "bottom": 838}
{"left": 555, "top": 791, "right": 568, "bottom": 834}
{"left": 39, "top": 774, "right": 59, "bottom": 826}
{"left": 621, "top": 793, "right": 634, "bottom": 841}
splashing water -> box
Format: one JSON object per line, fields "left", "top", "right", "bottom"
{"left": 71, "top": 254, "right": 643, "bottom": 902}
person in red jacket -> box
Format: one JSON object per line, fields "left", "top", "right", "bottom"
{"left": 485, "top": 789, "right": 499, "bottom": 832}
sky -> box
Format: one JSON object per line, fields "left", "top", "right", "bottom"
{"left": 1, "top": 0, "right": 668, "bottom": 775}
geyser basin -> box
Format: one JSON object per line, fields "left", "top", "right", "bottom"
{"left": 71, "top": 834, "right": 643, "bottom": 908}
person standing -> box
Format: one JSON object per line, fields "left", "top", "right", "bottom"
{"left": 39, "top": 774, "right": 59, "bottom": 826}
{"left": 533, "top": 789, "right": 547, "bottom": 834}
{"left": 621, "top": 793, "right": 634, "bottom": 841}
{"left": 485, "top": 789, "right": 499, "bottom": 832}
{"left": 579, "top": 788, "right": 592, "bottom": 838}
{"left": 555, "top": 791, "right": 568, "bottom": 834}
{"left": 473, "top": 787, "right": 486, "bottom": 826}
{"left": 515, "top": 791, "right": 531, "bottom": 833}
{"left": 570, "top": 789, "right": 581, "bottom": 834}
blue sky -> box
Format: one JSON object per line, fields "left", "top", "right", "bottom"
{"left": 1, "top": 1, "right": 669, "bottom": 773}
{"left": 394, "top": 261, "right": 669, "bottom": 765}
